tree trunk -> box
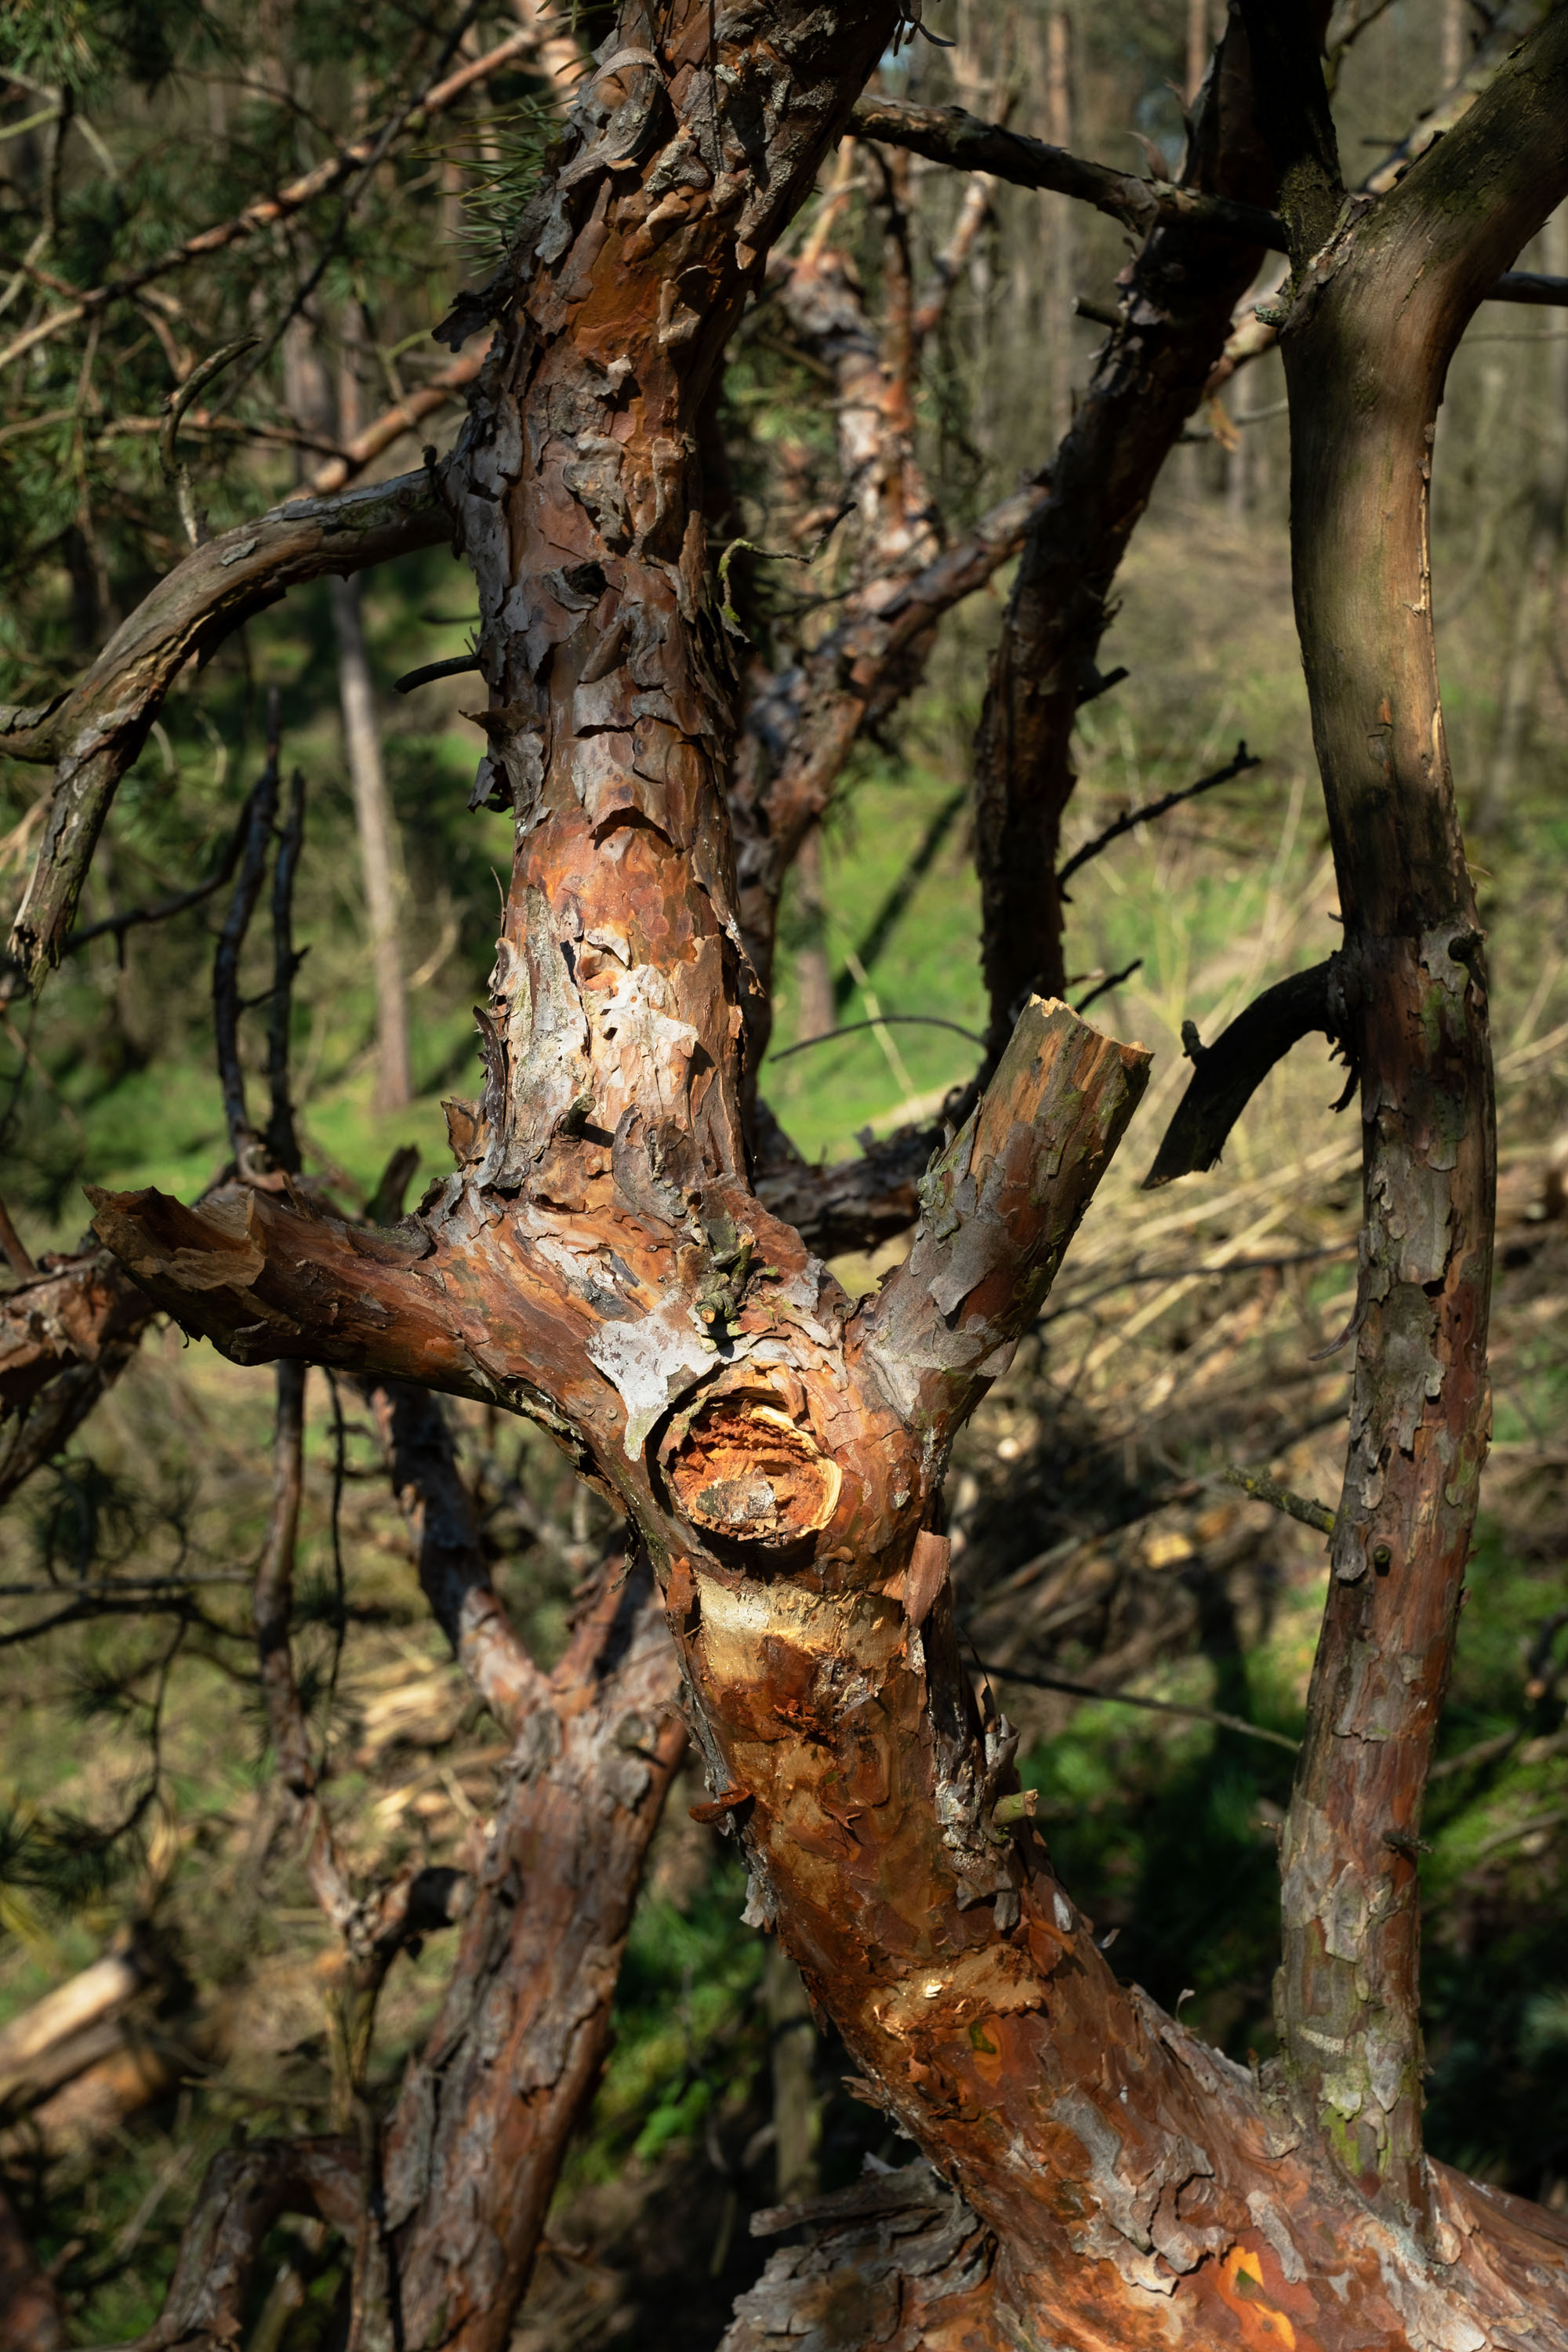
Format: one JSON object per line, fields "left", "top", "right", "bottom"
{"left": 331, "top": 573, "right": 412, "bottom": 1113}
{"left": 85, "top": 3, "right": 1568, "bottom": 2343}
{"left": 1248, "top": 0, "right": 1568, "bottom": 2221}
{"left": 790, "top": 824, "right": 835, "bottom": 1046}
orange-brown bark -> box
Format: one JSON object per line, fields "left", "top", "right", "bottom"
{"left": 80, "top": 2, "right": 1568, "bottom": 2343}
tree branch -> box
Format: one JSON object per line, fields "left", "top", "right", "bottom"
{"left": 970, "top": 4, "right": 1284, "bottom": 1063}
{"left": 861, "top": 997, "right": 1149, "bottom": 1438}
{"left": 135, "top": 2138, "right": 363, "bottom": 2352}
{"left": 848, "top": 94, "right": 1286, "bottom": 248}
{"left": 361, "top": 1377, "right": 546, "bottom": 1731}
{"left": 3, "top": 468, "right": 449, "bottom": 994}
{"left": 1056, "top": 739, "right": 1261, "bottom": 897}
{"left": 1141, "top": 960, "right": 1339, "bottom": 1188}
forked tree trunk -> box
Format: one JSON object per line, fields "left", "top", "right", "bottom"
{"left": 81, "top": 3, "right": 1568, "bottom": 2345}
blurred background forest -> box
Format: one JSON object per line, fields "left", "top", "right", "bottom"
{"left": 1, "top": 0, "right": 1566, "bottom": 2341}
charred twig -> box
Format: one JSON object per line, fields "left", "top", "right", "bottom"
{"left": 1141, "top": 961, "right": 1340, "bottom": 1189}
{"left": 1056, "top": 741, "right": 1261, "bottom": 897}
{"left": 1218, "top": 1465, "right": 1337, "bottom": 1536}
{"left": 212, "top": 722, "right": 283, "bottom": 1174}
{"left": 770, "top": 1013, "right": 984, "bottom": 1062}
{"left": 265, "top": 768, "right": 307, "bottom": 1176}
{"left": 393, "top": 652, "right": 484, "bottom": 693}
{"left": 1073, "top": 960, "right": 1142, "bottom": 1016}
{"left": 61, "top": 804, "right": 252, "bottom": 960}
{"left": 975, "top": 1658, "right": 1301, "bottom": 1755}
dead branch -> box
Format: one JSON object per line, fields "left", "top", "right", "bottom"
{"left": 3, "top": 467, "right": 448, "bottom": 995}
{"left": 134, "top": 2138, "right": 362, "bottom": 2352}
{"left": 970, "top": 6, "right": 1279, "bottom": 1062}
{"left": 850, "top": 95, "right": 1568, "bottom": 310}
{"left": 361, "top": 1379, "right": 546, "bottom": 1731}
{"left": 212, "top": 699, "right": 285, "bottom": 1176}
{"left": 0, "top": 1247, "right": 154, "bottom": 1457}
{"left": 60, "top": 802, "right": 252, "bottom": 960}
{"left": 373, "top": 1556, "right": 684, "bottom": 2352}
{"left": 1056, "top": 739, "right": 1261, "bottom": 897}
{"left": 1141, "top": 960, "right": 1339, "bottom": 1188}
{"left": 848, "top": 93, "right": 1286, "bottom": 247}
{"left": 973, "top": 1659, "right": 1301, "bottom": 1754}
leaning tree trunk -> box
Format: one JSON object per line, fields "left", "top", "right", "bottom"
{"left": 1247, "top": 0, "right": 1568, "bottom": 2223}
{"left": 84, "top": 2, "right": 1568, "bottom": 2345}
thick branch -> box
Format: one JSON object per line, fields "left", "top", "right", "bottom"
{"left": 135, "top": 2139, "right": 362, "bottom": 2352}
{"left": 1142, "top": 960, "right": 1338, "bottom": 1187}
{"left": 383, "top": 1557, "right": 684, "bottom": 2352}
{"left": 4, "top": 469, "right": 448, "bottom": 993}
{"left": 860, "top": 996, "right": 1149, "bottom": 1438}
{"left": 971, "top": 6, "right": 1283, "bottom": 1059}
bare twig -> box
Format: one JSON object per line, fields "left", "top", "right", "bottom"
{"left": 975, "top": 1659, "right": 1301, "bottom": 1754}
{"left": 1141, "top": 961, "right": 1340, "bottom": 1189}
{"left": 770, "top": 1013, "right": 984, "bottom": 1062}
{"left": 1057, "top": 740, "right": 1261, "bottom": 896}
{"left": 848, "top": 93, "right": 1287, "bottom": 248}
{"left": 61, "top": 806, "right": 252, "bottom": 959}
{"left": 1218, "top": 1465, "right": 1337, "bottom": 1536}
{"left": 158, "top": 336, "right": 257, "bottom": 549}
{"left": 265, "top": 768, "right": 307, "bottom": 1177}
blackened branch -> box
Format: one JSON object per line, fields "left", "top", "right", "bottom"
{"left": 266, "top": 767, "right": 307, "bottom": 1176}
{"left": 1141, "top": 960, "right": 1340, "bottom": 1189}
{"left": 1057, "top": 741, "right": 1261, "bottom": 898}
{"left": 62, "top": 805, "right": 252, "bottom": 960}
{"left": 213, "top": 691, "right": 284, "bottom": 1172}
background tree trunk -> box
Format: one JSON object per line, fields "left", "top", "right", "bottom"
{"left": 1476, "top": 200, "right": 1568, "bottom": 835}
{"left": 331, "top": 573, "right": 412, "bottom": 1112}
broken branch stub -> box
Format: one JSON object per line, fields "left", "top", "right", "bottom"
{"left": 1142, "top": 960, "right": 1340, "bottom": 1188}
